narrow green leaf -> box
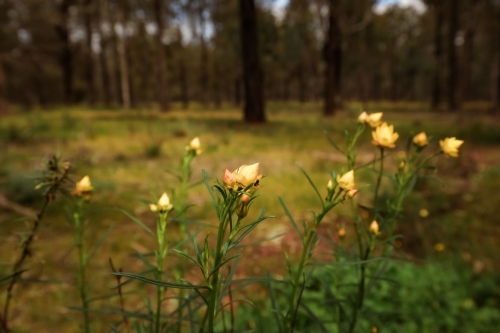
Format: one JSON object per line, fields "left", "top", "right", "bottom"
{"left": 120, "top": 209, "right": 154, "bottom": 236}
{"left": 87, "top": 225, "right": 113, "bottom": 265}
{"left": 296, "top": 163, "right": 324, "bottom": 207}
{"left": 112, "top": 272, "right": 209, "bottom": 290}
{"left": 278, "top": 197, "right": 302, "bottom": 241}
{"left": 0, "top": 269, "right": 27, "bottom": 284}
{"left": 324, "top": 131, "right": 346, "bottom": 155}
{"left": 173, "top": 249, "right": 204, "bottom": 273}
{"left": 207, "top": 254, "right": 240, "bottom": 279}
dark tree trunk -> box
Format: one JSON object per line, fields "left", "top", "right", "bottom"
{"left": 200, "top": 36, "right": 209, "bottom": 108}
{"left": 234, "top": 75, "right": 241, "bottom": 106}
{"left": 431, "top": 1, "right": 444, "bottom": 111}
{"left": 492, "top": 5, "right": 500, "bottom": 114}
{"left": 298, "top": 65, "right": 306, "bottom": 104}
{"left": 84, "top": 0, "right": 95, "bottom": 105}
{"left": 323, "top": 0, "right": 341, "bottom": 116}
{"left": 239, "top": 0, "right": 266, "bottom": 123}
{"left": 98, "top": 38, "right": 111, "bottom": 105}
{"left": 55, "top": 0, "right": 73, "bottom": 105}
{"left": 0, "top": 53, "right": 7, "bottom": 114}
{"left": 180, "top": 56, "right": 189, "bottom": 109}
{"left": 447, "top": 0, "right": 460, "bottom": 112}
{"left": 463, "top": 26, "right": 475, "bottom": 102}
{"left": 116, "top": 1, "right": 131, "bottom": 109}
{"left": 153, "top": 0, "right": 169, "bottom": 111}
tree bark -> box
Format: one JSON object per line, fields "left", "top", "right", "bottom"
{"left": 446, "top": 0, "right": 460, "bottom": 112}
{"left": 239, "top": 0, "right": 266, "bottom": 123}
{"left": 54, "top": 0, "right": 73, "bottom": 105}
{"left": 431, "top": 1, "right": 443, "bottom": 111}
{"left": 323, "top": 0, "right": 341, "bottom": 116}
{"left": 84, "top": 0, "right": 95, "bottom": 105}
{"left": 116, "top": 2, "right": 131, "bottom": 110}
{"left": 153, "top": 0, "right": 169, "bottom": 111}
{"left": 0, "top": 52, "right": 7, "bottom": 114}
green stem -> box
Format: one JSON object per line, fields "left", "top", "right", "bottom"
{"left": 156, "top": 213, "right": 168, "bottom": 333}
{"left": 75, "top": 203, "right": 90, "bottom": 333}
{"left": 373, "top": 148, "right": 384, "bottom": 209}
{"left": 207, "top": 196, "right": 236, "bottom": 333}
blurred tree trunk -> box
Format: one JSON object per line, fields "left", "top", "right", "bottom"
{"left": 431, "top": 1, "right": 444, "bottom": 111}
{"left": 84, "top": 0, "right": 95, "bottom": 106}
{"left": 200, "top": 35, "right": 209, "bottom": 108}
{"left": 239, "top": 0, "right": 266, "bottom": 123}
{"left": 175, "top": 28, "right": 189, "bottom": 110}
{"left": 491, "top": 4, "right": 500, "bottom": 114}
{"left": 234, "top": 75, "right": 241, "bottom": 106}
{"left": 323, "top": 0, "right": 341, "bottom": 116}
{"left": 97, "top": 0, "right": 111, "bottom": 106}
{"left": 116, "top": 2, "right": 131, "bottom": 110}
{"left": 446, "top": 0, "right": 460, "bottom": 111}
{"left": 153, "top": 0, "right": 169, "bottom": 111}
{"left": 0, "top": 52, "right": 7, "bottom": 113}
{"left": 55, "top": 0, "right": 73, "bottom": 105}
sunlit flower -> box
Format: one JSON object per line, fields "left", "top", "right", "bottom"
{"left": 372, "top": 122, "right": 399, "bottom": 148}
{"left": 73, "top": 176, "right": 93, "bottom": 196}
{"left": 234, "top": 163, "right": 262, "bottom": 188}
{"left": 413, "top": 132, "right": 428, "bottom": 147}
{"left": 186, "top": 137, "right": 202, "bottom": 155}
{"left": 366, "top": 112, "right": 383, "bottom": 128}
{"left": 369, "top": 220, "right": 379, "bottom": 235}
{"left": 336, "top": 170, "right": 355, "bottom": 191}
{"left": 150, "top": 192, "right": 173, "bottom": 213}
{"left": 358, "top": 111, "right": 368, "bottom": 124}
{"left": 223, "top": 163, "right": 262, "bottom": 190}
{"left": 440, "top": 137, "right": 464, "bottom": 158}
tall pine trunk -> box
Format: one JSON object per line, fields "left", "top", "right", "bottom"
{"left": 55, "top": 0, "right": 73, "bottom": 105}
{"left": 323, "top": 0, "right": 340, "bottom": 116}
{"left": 0, "top": 52, "right": 7, "bottom": 114}
{"left": 116, "top": 2, "right": 131, "bottom": 110}
{"left": 84, "top": 0, "right": 95, "bottom": 106}
{"left": 447, "top": 0, "right": 459, "bottom": 112}
{"left": 239, "top": 0, "right": 266, "bottom": 123}
{"left": 431, "top": 1, "right": 443, "bottom": 111}
{"left": 154, "top": 0, "right": 169, "bottom": 111}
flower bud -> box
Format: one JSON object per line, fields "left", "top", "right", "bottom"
{"left": 73, "top": 176, "right": 93, "bottom": 197}
{"left": 327, "top": 179, "right": 334, "bottom": 190}
{"left": 366, "top": 112, "right": 383, "bottom": 128}
{"left": 358, "top": 111, "right": 368, "bottom": 124}
{"left": 338, "top": 228, "right": 346, "bottom": 239}
{"left": 241, "top": 194, "right": 251, "bottom": 203}
{"left": 151, "top": 192, "right": 173, "bottom": 213}
{"left": 346, "top": 189, "right": 358, "bottom": 198}
{"left": 237, "top": 202, "right": 249, "bottom": 218}
{"left": 369, "top": 220, "right": 379, "bottom": 235}
{"left": 412, "top": 132, "right": 428, "bottom": 147}
{"left": 186, "top": 137, "right": 202, "bottom": 155}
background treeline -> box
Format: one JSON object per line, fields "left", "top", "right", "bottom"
{"left": 0, "top": 0, "right": 499, "bottom": 115}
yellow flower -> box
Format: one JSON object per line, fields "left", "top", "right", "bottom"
{"left": 434, "top": 243, "right": 445, "bottom": 252}
{"left": 186, "top": 137, "right": 202, "bottom": 155}
{"left": 366, "top": 112, "right": 383, "bottom": 128}
{"left": 327, "top": 179, "right": 334, "bottom": 190}
{"left": 419, "top": 209, "right": 429, "bottom": 218}
{"left": 413, "top": 132, "right": 428, "bottom": 147}
{"left": 150, "top": 192, "right": 173, "bottom": 213}
{"left": 346, "top": 189, "right": 358, "bottom": 198}
{"left": 234, "top": 163, "right": 262, "bottom": 188}
{"left": 369, "top": 220, "right": 379, "bottom": 235}
{"left": 336, "top": 170, "right": 355, "bottom": 191}
{"left": 223, "top": 163, "right": 262, "bottom": 190}
{"left": 73, "top": 176, "right": 93, "bottom": 196}
{"left": 372, "top": 122, "right": 399, "bottom": 148}
{"left": 338, "top": 228, "right": 346, "bottom": 239}
{"left": 440, "top": 137, "right": 464, "bottom": 158}
{"left": 358, "top": 112, "right": 383, "bottom": 127}
{"left": 357, "top": 111, "right": 368, "bottom": 124}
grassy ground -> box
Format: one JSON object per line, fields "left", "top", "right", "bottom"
{"left": 1, "top": 101, "right": 500, "bottom": 332}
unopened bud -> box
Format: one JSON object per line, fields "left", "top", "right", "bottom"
{"left": 369, "top": 220, "right": 379, "bottom": 235}
{"left": 237, "top": 202, "right": 249, "bottom": 218}
{"left": 346, "top": 189, "right": 358, "bottom": 198}
{"left": 338, "top": 228, "right": 346, "bottom": 239}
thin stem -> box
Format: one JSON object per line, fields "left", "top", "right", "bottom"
{"left": 373, "top": 148, "right": 385, "bottom": 210}
{"left": 156, "top": 213, "right": 168, "bottom": 333}
{"left": 75, "top": 202, "right": 91, "bottom": 333}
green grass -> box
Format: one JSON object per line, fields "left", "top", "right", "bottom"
{"left": 0, "top": 101, "right": 499, "bottom": 332}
